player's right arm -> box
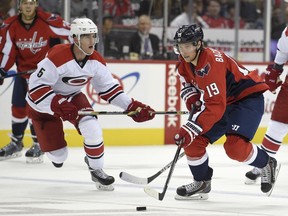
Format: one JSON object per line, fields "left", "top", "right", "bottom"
{"left": 265, "top": 27, "right": 288, "bottom": 92}
{"left": 0, "top": 17, "right": 18, "bottom": 72}
{"left": 26, "top": 58, "right": 59, "bottom": 115}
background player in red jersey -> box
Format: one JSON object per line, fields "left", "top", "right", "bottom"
{"left": 0, "top": 0, "right": 72, "bottom": 163}
{"left": 245, "top": 26, "right": 288, "bottom": 184}
{"left": 26, "top": 18, "right": 155, "bottom": 191}
{"left": 172, "top": 24, "right": 280, "bottom": 200}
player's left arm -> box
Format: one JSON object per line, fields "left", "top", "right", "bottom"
{"left": 90, "top": 60, "right": 155, "bottom": 122}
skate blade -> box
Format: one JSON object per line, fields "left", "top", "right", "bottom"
{"left": 95, "top": 182, "right": 114, "bottom": 191}
{"left": 266, "top": 163, "right": 281, "bottom": 197}
{"left": 0, "top": 151, "right": 22, "bottom": 161}
{"left": 175, "top": 193, "right": 209, "bottom": 200}
{"left": 245, "top": 178, "right": 258, "bottom": 185}
{"left": 26, "top": 155, "right": 44, "bottom": 164}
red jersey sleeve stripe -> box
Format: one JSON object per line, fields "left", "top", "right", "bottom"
{"left": 28, "top": 84, "right": 54, "bottom": 104}
{"left": 99, "top": 84, "right": 124, "bottom": 103}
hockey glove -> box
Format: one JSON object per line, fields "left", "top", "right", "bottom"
{"left": 0, "top": 68, "right": 6, "bottom": 85}
{"left": 51, "top": 95, "right": 78, "bottom": 121}
{"left": 174, "top": 120, "right": 203, "bottom": 148}
{"left": 126, "top": 99, "right": 155, "bottom": 122}
{"left": 265, "top": 64, "right": 283, "bottom": 93}
{"left": 180, "top": 85, "right": 202, "bottom": 112}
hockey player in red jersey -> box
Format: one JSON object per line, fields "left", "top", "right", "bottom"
{"left": 245, "top": 26, "right": 288, "bottom": 184}
{"left": 0, "top": 0, "right": 72, "bottom": 163}
{"left": 172, "top": 24, "right": 280, "bottom": 200}
{"left": 26, "top": 18, "right": 155, "bottom": 190}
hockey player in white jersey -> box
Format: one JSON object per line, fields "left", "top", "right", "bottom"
{"left": 244, "top": 26, "right": 287, "bottom": 186}
{"left": 25, "top": 18, "right": 155, "bottom": 190}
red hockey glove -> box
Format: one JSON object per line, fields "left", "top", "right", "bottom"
{"left": 174, "top": 120, "right": 203, "bottom": 148}
{"left": 126, "top": 99, "right": 155, "bottom": 122}
{"left": 180, "top": 85, "right": 202, "bottom": 112}
{"left": 0, "top": 68, "right": 6, "bottom": 85}
{"left": 265, "top": 64, "right": 283, "bottom": 93}
{"left": 51, "top": 95, "right": 78, "bottom": 121}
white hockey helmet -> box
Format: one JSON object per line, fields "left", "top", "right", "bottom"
{"left": 18, "top": 0, "right": 38, "bottom": 6}
{"left": 71, "top": 18, "right": 99, "bottom": 43}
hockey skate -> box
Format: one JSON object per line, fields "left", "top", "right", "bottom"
{"left": 245, "top": 167, "right": 261, "bottom": 185}
{"left": 52, "top": 162, "right": 63, "bottom": 168}
{"left": 0, "top": 135, "right": 23, "bottom": 161}
{"left": 25, "top": 142, "right": 44, "bottom": 164}
{"left": 261, "top": 157, "right": 281, "bottom": 196}
{"left": 175, "top": 180, "right": 211, "bottom": 200}
{"left": 84, "top": 156, "right": 115, "bottom": 191}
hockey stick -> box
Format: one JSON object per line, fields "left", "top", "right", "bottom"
{"left": 144, "top": 144, "right": 182, "bottom": 201}
{"left": 78, "top": 110, "right": 189, "bottom": 116}
{"left": 144, "top": 105, "right": 195, "bottom": 201}
{"left": 3, "top": 70, "right": 35, "bottom": 78}
{"left": 119, "top": 151, "right": 185, "bottom": 185}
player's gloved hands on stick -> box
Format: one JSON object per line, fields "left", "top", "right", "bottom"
{"left": 174, "top": 120, "right": 203, "bottom": 148}
{"left": 265, "top": 64, "right": 283, "bottom": 93}
{"left": 126, "top": 99, "right": 155, "bottom": 122}
{"left": 180, "top": 85, "right": 202, "bottom": 112}
{"left": 51, "top": 95, "right": 78, "bottom": 121}
{"left": 0, "top": 68, "right": 6, "bottom": 85}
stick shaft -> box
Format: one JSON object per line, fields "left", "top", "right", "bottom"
{"left": 4, "top": 70, "right": 35, "bottom": 78}
{"left": 78, "top": 110, "right": 189, "bottom": 116}
{"left": 147, "top": 151, "right": 185, "bottom": 183}
{"left": 119, "top": 151, "right": 185, "bottom": 185}
{"left": 144, "top": 105, "right": 196, "bottom": 200}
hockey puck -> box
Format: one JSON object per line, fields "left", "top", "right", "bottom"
{"left": 136, "top": 206, "right": 147, "bottom": 211}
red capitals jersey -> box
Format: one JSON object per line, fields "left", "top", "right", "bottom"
{"left": 0, "top": 10, "right": 71, "bottom": 76}
{"left": 176, "top": 47, "right": 269, "bottom": 133}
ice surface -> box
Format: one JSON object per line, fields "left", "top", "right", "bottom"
{"left": 1, "top": 144, "right": 287, "bottom": 216}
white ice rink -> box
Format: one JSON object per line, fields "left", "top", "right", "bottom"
{"left": 1, "top": 144, "right": 287, "bottom": 216}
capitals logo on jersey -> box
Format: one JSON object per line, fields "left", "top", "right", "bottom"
{"left": 16, "top": 32, "right": 48, "bottom": 54}
{"left": 195, "top": 63, "right": 210, "bottom": 77}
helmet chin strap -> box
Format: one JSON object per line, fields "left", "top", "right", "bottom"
{"left": 190, "top": 47, "right": 201, "bottom": 62}
{"left": 74, "top": 42, "right": 92, "bottom": 56}
{"left": 191, "top": 42, "right": 203, "bottom": 62}
{"left": 74, "top": 35, "right": 96, "bottom": 56}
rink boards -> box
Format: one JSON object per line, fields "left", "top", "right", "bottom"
{"left": 0, "top": 61, "right": 287, "bottom": 147}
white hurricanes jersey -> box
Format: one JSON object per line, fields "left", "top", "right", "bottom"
{"left": 27, "top": 44, "right": 132, "bottom": 115}
{"left": 275, "top": 27, "right": 288, "bottom": 65}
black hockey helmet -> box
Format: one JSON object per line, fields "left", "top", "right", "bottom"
{"left": 173, "top": 24, "right": 204, "bottom": 55}
{"left": 174, "top": 24, "right": 204, "bottom": 46}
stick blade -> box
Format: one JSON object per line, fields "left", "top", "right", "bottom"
{"left": 119, "top": 172, "right": 148, "bottom": 185}
{"left": 144, "top": 186, "right": 164, "bottom": 201}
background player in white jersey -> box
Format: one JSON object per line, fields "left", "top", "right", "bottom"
{"left": 26, "top": 18, "right": 155, "bottom": 190}
{"left": 245, "top": 26, "right": 288, "bottom": 184}
{"left": 0, "top": 0, "right": 71, "bottom": 163}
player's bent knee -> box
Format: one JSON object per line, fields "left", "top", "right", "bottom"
{"left": 12, "top": 106, "right": 28, "bottom": 119}
{"left": 78, "top": 116, "right": 103, "bottom": 145}
{"left": 46, "top": 146, "right": 68, "bottom": 163}
{"left": 224, "top": 135, "right": 252, "bottom": 162}
{"left": 185, "top": 135, "right": 209, "bottom": 158}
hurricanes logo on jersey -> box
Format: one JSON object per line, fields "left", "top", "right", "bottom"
{"left": 195, "top": 63, "right": 210, "bottom": 77}
{"left": 62, "top": 76, "right": 91, "bottom": 86}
